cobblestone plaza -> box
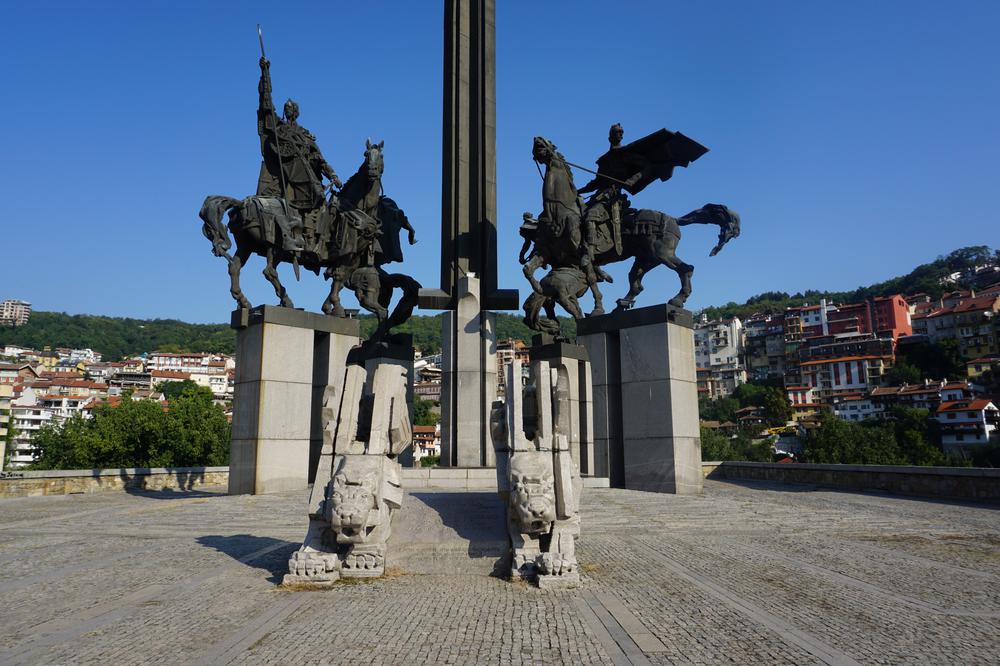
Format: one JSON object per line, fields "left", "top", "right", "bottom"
{"left": 1, "top": 480, "right": 998, "bottom": 665}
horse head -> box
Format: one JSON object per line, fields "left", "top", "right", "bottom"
{"left": 364, "top": 138, "right": 385, "bottom": 181}
{"left": 533, "top": 136, "right": 563, "bottom": 166}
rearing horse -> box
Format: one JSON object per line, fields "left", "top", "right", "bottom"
{"left": 523, "top": 136, "right": 740, "bottom": 326}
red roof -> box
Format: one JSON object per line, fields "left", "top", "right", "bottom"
{"left": 952, "top": 295, "right": 1000, "bottom": 313}
{"left": 937, "top": 399, "right": 996, "bottom": 413}
{"left": 151, "top": 370, "right": 191, "bottom": 380}
{"left": 799, "top": 355, "right": 886, "bottom": 367}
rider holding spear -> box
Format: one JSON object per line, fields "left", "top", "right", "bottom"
{"left": 256, "top": 26, "right": 341, "bottom": 254}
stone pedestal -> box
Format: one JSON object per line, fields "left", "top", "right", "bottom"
{"left": 577, "top": 304, "right": 702, "bottom": 495}
{"left": 529, "top": 336, "right": 596, "bottom": 477}
{"left": 439, "top": 276, "right": 498, "bottom": 467}
{"left": 230, "top": 305, "right": 359, "bottom": 495}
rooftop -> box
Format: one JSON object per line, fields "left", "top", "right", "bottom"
{"left": 0, "top": 481, "right": 997, "bottom": 664}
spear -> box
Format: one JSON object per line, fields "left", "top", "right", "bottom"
{"left": 257, "top": 24, "right": 288, "bottom": 199}
{"left": 258, "top": 24, "right": 300, "bottom": 281}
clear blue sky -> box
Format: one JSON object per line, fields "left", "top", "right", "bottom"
{"left": 3, "top": 1, "right": 998, "bottom": 323}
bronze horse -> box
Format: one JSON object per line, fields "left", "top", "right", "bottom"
{"left": 199, "top": 140, "right": 419, "bottom": 341}
{"left": 521, "top": 136, "right": 740, "bottom": 332}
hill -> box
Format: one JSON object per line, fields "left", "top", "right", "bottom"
{"left": 0, "top": 310, "right": 573, "bottom": 361}
{"left": 698, "top": 246, "right": 999, "bottom": 321}
{"left": 6, "top": 246, "right": 992, "bottom": 359}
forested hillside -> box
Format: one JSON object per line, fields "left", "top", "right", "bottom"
{"left": 5, "top": 246, "right": 991, "bottom": 359}
{"left": 699, "top": 246, "right": 998, "bottom": 321}
{"left": 0, "top": 310, "right": 573, "bottom": 360}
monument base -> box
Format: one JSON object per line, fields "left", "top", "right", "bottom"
{"left": 577, "top": 304, "right": 702, "bottom": 495}
{"left": 229, "top": 305, "right": 359, "bottom": 495}
{"left": 285, "top": 343, "right": 415, "bottom": 584}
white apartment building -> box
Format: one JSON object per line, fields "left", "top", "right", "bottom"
{"left": 0, "top": 300, "right": 31, "bottom": 327}
{"left": 9, "top": 389, "right": 53, "bottom": 468}
{"left": 147, "top": 352, "right": 230, "bottom": 375}
{"left": 0, "top": 383, "right": 11, "bottom": 470}
{"left": 695, "top": 316, "right": 746, "bottom": 397}
{"left": 936, "top": 399, "right": 999, "bottom": 452}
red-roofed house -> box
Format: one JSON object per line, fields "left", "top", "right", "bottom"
{"left": 936, "top": 398, "right": 999, "bottom": 452}
{"left": 967, "top": 356, "right": 1000, "bottom": 379}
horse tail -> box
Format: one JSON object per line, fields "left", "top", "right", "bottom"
{"left": 199, "top": 195, "right": 239, "bottom": 259}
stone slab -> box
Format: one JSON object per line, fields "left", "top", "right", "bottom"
{"left": 254, "top": 438, "right": 312, "bottom": 494}
{"left": 622, "top": 436, "right": 703, "bottom": 495}
{"left": 576, "top": 302, "right": 694, "bottom": 335}
{"left": 231, "top": 305, "right": 361, "bottom": 336}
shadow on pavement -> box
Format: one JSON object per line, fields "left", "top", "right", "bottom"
{"left": 407, "top": 491, "right": 510, "bottom": 577}
{"left": 197, "top": 534, "right": 299, "bottom": 583}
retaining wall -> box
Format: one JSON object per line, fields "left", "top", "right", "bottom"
{"left": 0, "top": 467, "right": 229, "bottom": 498}
{"left": 707, "top": 461, "right": 1000, "bottom": 502}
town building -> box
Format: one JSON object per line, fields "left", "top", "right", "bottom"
{"left": 147, "top": 352, "right": 230, "bottom": 375}
{"left": 744, "top": 314, "right": 786, "bottom": 382}
{"left": 0, "top": 299, "right": 31, "bottom": 327}
{"left": 412, "top": 424, "right": 441, "bottom": 462}
{"left": 936, "top": 398, "right": 999, "bottom": 453}
{"left": 0, "top": 383, "right": 11, "bottom": 469}
{"left": 8, "top": 388, "right": 53, "bottom": 467}
{"left": 694, "top": 316, "right": 745, "bottom": 398}
{"left": 967, "top": 356, "right": 1000, "bottom": 379}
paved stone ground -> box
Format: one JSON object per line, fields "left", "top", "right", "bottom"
{"left": 0, "top": 480, "right": 998, "bottom": 665}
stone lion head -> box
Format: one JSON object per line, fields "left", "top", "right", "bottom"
{"left": 327, "top": 456, "right": 382, "bottom": 539}
{"left": 508, "top": 452, "right": 556, "bottom": 534}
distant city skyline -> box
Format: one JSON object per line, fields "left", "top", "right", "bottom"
{"left": 4, "top": 1, "right": 998, "bottom": 323}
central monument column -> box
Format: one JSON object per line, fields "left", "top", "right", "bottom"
{"left": 419, "top": 0, "right": 518, "bottom": 467}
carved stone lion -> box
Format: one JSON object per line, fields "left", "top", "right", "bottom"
{"left": 325, "top": 454, "right": 402, "bottom": 575}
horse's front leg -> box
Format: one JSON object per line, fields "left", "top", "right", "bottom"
{"left": 322, "top": 266, "right": 348, "bottom": 317}
{"left": 588, "top": 279, "right": 605, "bottom": 317}
{"left": 263, "top": 247, "right": 294, "bottom": 308}
{"left": 229, "top": 244, "right": 252, "bottom": 310}
{"left": 522, "top": 254, "right": 546, "bottom": 295}
{"left": 614, "top": 258, "right": 656, "bottom": 312}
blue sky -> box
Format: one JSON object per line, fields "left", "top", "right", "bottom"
{"left": 3, "top": 1, "right": 997, "bottom": 323}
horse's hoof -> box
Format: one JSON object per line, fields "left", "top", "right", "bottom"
{"left": 589, "top": 307, "right": 605, "bottom": 317}
{"left": 668, "top": 297, "right": 687, "bottom": 308}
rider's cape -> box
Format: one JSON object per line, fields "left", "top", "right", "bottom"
{"left": 596, "top": 128, "right": 709, "bottom": 196}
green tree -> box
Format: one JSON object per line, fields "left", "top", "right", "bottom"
{"left": 890, "top": 406, "right": 945, "bottom": 466}
{"left": 804, "top": 410, "right": 906, "bottom": 465}
{"left": 896, "top": 340, "right": 965, "bottom": 381}
{"left": 157, "top": 379, "right": 200, "bottom": 401}
{"left": 885, "top": 358, "right": 922, "bottom": 386}
{"left": 700, "top": 427, "right": 772, "bottom": 462}
{"left": 699, "top": 396, "right": 739, "bottom": 423}
{"left": 30, "top": 388, "right": 230, "bottom": 470}
{"left": 700, "top": 427, "right": 735, "bottom": 461}
{"left": 760, "top": 387, "right": 793, "bottom": 426}
{"left": 413, "top": 396, "right": 438, "bottom": 427}
{"left": 163, "top": 386, "right": 230, "bottom": 466}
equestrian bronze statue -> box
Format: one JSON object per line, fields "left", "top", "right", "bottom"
{"left": 520, "top": 128, "right": 740, "bottom": 335}
{"left": 199, "top": 51, "right": 419, "bottom": 343}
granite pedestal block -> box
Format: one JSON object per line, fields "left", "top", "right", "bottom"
{"left": 439, "top": 276, "right": 498, "bottom": 468}
{"left": 577, "top": 304, "right": 702, "bottom": 495}
{"left": 229, "top": 306, "right": 359, "bottom": 495}
{"left": 529, "top": 336, "right": 596, "bottom": 477}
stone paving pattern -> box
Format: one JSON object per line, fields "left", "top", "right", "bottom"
{"left": 0, "top": 480, "right": 998, "bottom": 664}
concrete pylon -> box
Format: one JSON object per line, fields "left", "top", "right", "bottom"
{"left": 419, "top": 0, "right": 517, "bottom": 467}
